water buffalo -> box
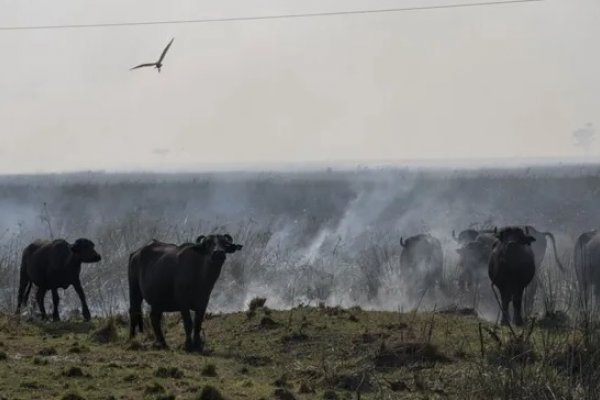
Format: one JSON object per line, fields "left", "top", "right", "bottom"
{"left": 15, "top": 238, "right": 102, "bottom": 321}
{"left": 456, "top": 232, "right": 497, "bottom": 290}
{"left": 456, "top": 225, "right": 564, "bottom": 312}
{"left": 452, "top": 229, "right": 480, "bottom": 246}
{"left": 400, "top": 234, "right": 444, "bottom": 293}
{"left": 488, "top": 226, "right": 536, "bottom": 326}
{"left": 454, "top": 226, "right": 563, "bottom": 270}
{"left": 573, "top": 229, "right": 600, "bottom": 301}
{"left": 128, "top": 234, "right": 242, "bottom": 352}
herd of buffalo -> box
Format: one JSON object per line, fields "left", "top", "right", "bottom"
{"left": 11, "top": 225, "right": 600, "bottom": 350}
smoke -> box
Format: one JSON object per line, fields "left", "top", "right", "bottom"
{"left": 0, "top": 166, "right": 598, "bottom": 318}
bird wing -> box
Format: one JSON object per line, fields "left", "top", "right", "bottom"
{"left": 130, "top": 63, "right": 156, "bottom": 70}
{"left": 157, "top": 38, "right": 174, "bottom": 64}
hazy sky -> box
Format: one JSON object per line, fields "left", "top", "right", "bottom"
{"left": 0, "top": 0, "right": 598, "bottom": 173}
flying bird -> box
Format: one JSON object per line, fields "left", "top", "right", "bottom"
{"left": 130, "top": 38, "right": 174, "bottom": 73}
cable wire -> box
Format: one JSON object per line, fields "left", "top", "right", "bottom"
{"left": 0, "top": 0, "right": 544, "bottom": 31}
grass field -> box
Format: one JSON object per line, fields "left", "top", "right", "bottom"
{"left": 1, "top": 302, "right": 599, "bottom": 400}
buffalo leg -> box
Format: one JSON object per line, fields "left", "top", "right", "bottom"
{"left": 192, "top": 298, "right": 211, "bottom": 352}
{"left": 72, "top": 280, "right": 91, "bottom": 321}
{"left": 499, "top": 289, "right": 511, "bottom": 326}
{"left": 51, "top": 289, "right": 60, "bottom": 321}
{"left": 181, "top": 309, "right": 193, "bottom": 352}
{"left": 128, "top": 279, "right": 144, "bottom": 338}
{"left": 35, "top": 287, "right": 48, "bottom": 320}
{"left": 513, "top": 290, "right": 525, "bottom": 327}
{"left": 150, "top": 310, "right": 167, "bottom": 349}
{"left": 16, "top": 268, "right": 31, "bottom": 315}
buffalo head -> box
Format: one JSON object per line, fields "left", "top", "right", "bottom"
{"left": 195, "top": 234, "right": 243, "bottom": 261}
{"left": 71, "top": 238, "right": 102, "bottom": 263}
{"left": 494, "top": 227, "right": 535, "bottom": 246}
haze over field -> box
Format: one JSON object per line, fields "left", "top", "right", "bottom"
{"left": 0, "top": 0, "right": 598, "bottom": 173}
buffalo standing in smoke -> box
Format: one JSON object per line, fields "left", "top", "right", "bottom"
{"left": 488, "top": 226, "right": 536, "bottom": 326}
{"left": 16, "top": 238, "right": 102, "bottom": 321}
{"left": 455, "top": 225, "right": 563, "bottom": 313}
{"left": 573, "top": 229, "right": 600, "bottom": 302}
{"left": 400, "top": 234, "right": 444, "bottom": 297}
{"left": 128, "top": 234, "right": 242, "bottom": 352}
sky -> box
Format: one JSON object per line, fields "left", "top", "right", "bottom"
{"left": 0, "top": 0, "right": 598, "bottom": 173}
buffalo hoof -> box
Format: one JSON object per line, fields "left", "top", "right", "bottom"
{"left": 152, "top": 341, "right": 168, "bottom": 350}
{"left": 83, "top": 311, "right": 91, "bottom": 322}
{"left": 52, "top": 315, "right": 60, "bottom": 322}
{"left": 192, "top": 340, "right": 204, "bottom": 353}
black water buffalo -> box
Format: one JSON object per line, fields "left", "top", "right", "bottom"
{"left": 455, "top": 225, "right": 563, "bottom": 314}
{"left": 128, "top": 234, "right": 242, "bottom": 352}
{"left": 15, "top": 238, "right": 102, "bottom": 321}
{"left": 400, "top": 234, "right": 444, "bottom": 291}
{"left": 573, "top": 229, "right": 600, "bottom": 300}
{"left": 488, "top": 226, "right": 536, "bottom": 326}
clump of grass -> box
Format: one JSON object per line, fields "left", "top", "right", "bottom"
{"left": 155, "top": 395, "right": 175, "bottom": 400}
{"left": 272, "top": 374, "right": 289, "bottom": 388}
{"left": 60, "top": 391, "right": 85, "bottom": 400}
{"left": 21, "top": 381, "right": 42, "bottom": 389}
{"left": 155, "top": 366, "right": 184, "bottom": 379}
{"left": 374, "top": 340, "right": 448, "bottom": 368}
{"left": 62, "top": 366, "right": 87, "bottom": 378}
{"left": 69, "top": 343, "right": 90, "bottom": 354}
{"left": 90, "top": 318, "right": 118, "bottom": 343}
{"left": 248, "top": 297, "right": 267, "bottom": 312}
{"left": 323, "top": 389, "right": 338, "bottom": 400}
{"left": 145, "top": 381, "right": 165, "bottom": 395}
{"left": 33, "top": 356, "right": 48, "bottom": 365}
{"left": 273, "top": 388, "right": 297, "bottom": 400}
{"left": 201, "top": 363, "right": 218, "bottom": 377}
{"left": 259, "top": 316, "right": 279, "bottom": 329}
{"left": 38, "top": 346, "right": 57, "bottom": 356}
{"left": 196, "top": 385, "right": 226, "bottom": 400}
{"left": 298, "top": 381, "right": 314, "bottom": 394}
{"left": 127, "top": 339, "right": 145, "bottom": 351}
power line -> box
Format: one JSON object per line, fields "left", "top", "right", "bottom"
{"left": 0, "top": 0, "right": 544, "bottom": 31}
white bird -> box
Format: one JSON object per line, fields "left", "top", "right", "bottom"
{"left": 130, "top": 38, "right": 174, "bottom": 73}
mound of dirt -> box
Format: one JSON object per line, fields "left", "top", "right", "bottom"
{"left": 374, "top": 341, "right": 449, "bottom": 368}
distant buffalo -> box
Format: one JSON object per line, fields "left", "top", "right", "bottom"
{"left": 128, "top": 234, "right": 242, "bottom": 352}
{"left": 488, "top": 227, "right": 536, "bottom": 326}
{"left": 400, "top": 234, "right": 444, "bottom": 292}
{"left": 573, "top": 229, "right": 600, "bottom": 301}
{"left": 15, "top": 238, "right": 102, "bottom": 321}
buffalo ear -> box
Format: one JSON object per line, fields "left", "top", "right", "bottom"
{"left": 71, "top": 240, "right": 83, "bottom": 253}
{"left": 525, "top": 236, "right": 536, "bottom": 244}
{"left": 196, "top": 235, "right": 206, "bottom": 244}
{"left": 223, "top": 234, "right": 233, "bottom": 243}
{"left": 192, "top": 241, "right": 212, "bottom": 254}
{"left": 225, "top": 243, "right": 243, "bottom": 254}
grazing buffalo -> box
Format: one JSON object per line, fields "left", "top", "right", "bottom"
{"left": 573, "top": 229, "right": 600, "bottom": 301}
{"left": 128, "top": 234, "right": 242, "bottom": 352}
{"left": 488, "top": 226, "right": 536, "bottom": 326}
{"left": 15, "top": 238, "right": 102, "bottom": 321}
{"left": 400, "top": 234, "right": 444, "bottom": 292}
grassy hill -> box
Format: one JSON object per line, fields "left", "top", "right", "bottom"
{"left": 0, "top": 304, "right": 598, "bottom": 400}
